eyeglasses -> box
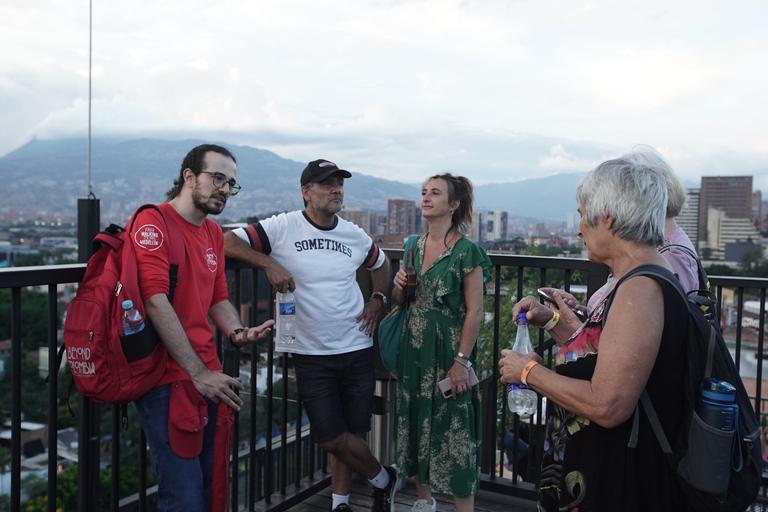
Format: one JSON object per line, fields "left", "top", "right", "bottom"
{"left": 199, "top": 171, "right": 241, "bottom": 195}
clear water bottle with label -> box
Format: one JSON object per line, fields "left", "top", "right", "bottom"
{"left": 508, "top": 313, "right": 537, "bottom": 417}
{"left": 277, "top": 287, "right": 296, "bottom": 344}
{"left": 121, "top": 300, "right": 145, "bottom": 335}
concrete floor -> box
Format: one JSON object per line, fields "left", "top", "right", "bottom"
{"left": 285, "top": 477, "right": 537, "bottom": 512}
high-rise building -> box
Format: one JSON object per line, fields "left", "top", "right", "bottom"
{"left": 705, "top": 207, "right": 763, "bottom": 260}
{"left": 566, "top": 212, "right": 577, "bottom": 232}
{"left": 337, "top": 206, "right": 379, "bottom": 235}
{"left": 387, "top": 199, "right": 419, "bottom": 236}
{"left": 698, "top": 176, "right": 752, "bottom": 242}
{"left": 485, "top": 210, "right": 508, "bottom": 242}
{"left": 468, "top": 211, "right": 483, "bottom": 243}
{"left": 752, "top": 190, "right": 763, "bottom": 224}
{"left": 677, "top": 188, "right": 699, "bottom": 248}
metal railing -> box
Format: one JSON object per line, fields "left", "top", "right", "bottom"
{"left": 2, "top": 252, "right": 768, "bottom": 510}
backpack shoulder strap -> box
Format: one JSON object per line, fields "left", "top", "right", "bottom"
{"left": 128, "top": 203, "right": 185, "bottom": 304}
{"left": 658, "top": 243, "right": 709, "bottom": 291}
{"left": 601, "top": 265, "right": 692, "bottom": 457}
{"left": 658, "top": 243, "right": 697, "bottom": 261}
{"left": 602, "top": 264, "right": 689, "bottom": 329}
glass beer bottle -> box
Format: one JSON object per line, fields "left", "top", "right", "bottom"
{"left": 404, "top": 248, "right": 418, "bottom": 301}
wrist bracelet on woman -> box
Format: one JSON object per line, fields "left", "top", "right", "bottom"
{"left": 454, "top": 357, "right": 472, "bottom": 369}
{"left": 521, "top": 361, "right": 540, "bottom": 386}
{"left": 543, "top": 311, "right": 560, "bottom": 331}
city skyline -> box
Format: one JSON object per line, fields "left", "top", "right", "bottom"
{"left": 1, "top": 1, "right": 767, "bottom": 190}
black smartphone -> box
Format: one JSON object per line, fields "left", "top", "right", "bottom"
{"left": 537, "top": 288, "right": 587, "bottom": 320}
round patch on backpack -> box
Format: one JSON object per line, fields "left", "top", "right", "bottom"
{"left": 134, "top": 224, "right": 165, "bottom": 251}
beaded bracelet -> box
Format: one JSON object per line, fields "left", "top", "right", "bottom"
{"left": 454, "top": 357, "right": 472, "bottom": 369}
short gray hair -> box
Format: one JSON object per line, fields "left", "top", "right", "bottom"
{"left": 622, "top": 145, "right": 686, "bottom": 218}
{"left": 576, "top": 158, "right": 667, "bottom": 246}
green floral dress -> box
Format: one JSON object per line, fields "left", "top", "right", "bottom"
{"left": 394, "top": 234, "right": 491, "bottom": 498}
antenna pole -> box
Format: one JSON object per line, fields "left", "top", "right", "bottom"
{"left": 86, "top": 0, "right": 92, "bottom": 197}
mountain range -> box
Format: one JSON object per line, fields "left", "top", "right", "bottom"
{"left": 0, "top": 138, "right": 582, "bottom": 224}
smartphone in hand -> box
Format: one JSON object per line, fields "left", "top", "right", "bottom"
{"left": 437, "top": 368, "right": 479, "bottom": 398}
{"left": 537, "top": 288, "right": 587, "bottom": 320}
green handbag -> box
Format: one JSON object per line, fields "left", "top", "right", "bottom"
{"left": 378, "top": 304, "right": 405, "bottom": 371}
{"left": 378, "top": 235, "right": 417, "bottom": 372}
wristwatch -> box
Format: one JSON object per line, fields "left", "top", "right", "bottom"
{"left": 371, "top": 291, "right": 388, "bottom": 306}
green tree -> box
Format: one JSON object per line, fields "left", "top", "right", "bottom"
{"left": 704, "top": 263, "right": 739, "bottom": 277}
{"left": 10, "top": 253, "right": 45, "bottom": 267}
{"left": 11, "top": 251, "right": 76, "bottom": 267}
{"left": 740, "top": 248, "right": 763, "bottom": 274}
{"left": 0, "top": 288, "right": 56, "bottom": 354}
{"left": 0, "top": 358, "right": 50, "bottom": 425}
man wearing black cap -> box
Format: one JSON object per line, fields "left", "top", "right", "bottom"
{"left": 225, "top": 160, "right": 398, "bottom": 512}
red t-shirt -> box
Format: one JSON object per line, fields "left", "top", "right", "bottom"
{"left": 131, "top": 202, "right": 228, "bottom": 385}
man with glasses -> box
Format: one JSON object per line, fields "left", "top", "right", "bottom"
{"left": 132, "top": 144, "right": 273, "bottom": 511}
{"left": 224, "top": 160, "right": 398, "bottom": 512}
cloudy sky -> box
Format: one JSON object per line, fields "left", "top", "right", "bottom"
{"left": 3, "top": 0, "right": 768, "bottom": 189}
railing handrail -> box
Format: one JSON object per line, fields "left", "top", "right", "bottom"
{"left": 4, "top": 255, "right": 768, "bottom": 511}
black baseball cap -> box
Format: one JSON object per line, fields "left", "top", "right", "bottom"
{"left": 300, "top": 159, "right": 352, "bottom": 186}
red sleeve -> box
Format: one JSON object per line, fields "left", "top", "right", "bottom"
{"left": 131, "top": 208, "right": 172, "bottom": 301}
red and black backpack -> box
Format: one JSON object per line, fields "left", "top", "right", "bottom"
{"left": 62, "top": 204, "right": 183, "bottom": 404}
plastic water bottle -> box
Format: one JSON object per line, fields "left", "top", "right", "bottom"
{"left": 508, "top": 313, "right": 537, "bottom": 417}
{"left": 277, "top": 287, "right": 296, "bottom": 344}
{"left": 121, "top": 300, "right": 145, "bottom": 335}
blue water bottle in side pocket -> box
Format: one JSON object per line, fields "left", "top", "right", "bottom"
{"left": 698, "top": 378, "right": 737, "bottom": 431}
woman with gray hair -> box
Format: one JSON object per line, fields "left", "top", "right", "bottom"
{"left": 499, "top": 158, "right": 689, "bottom": 511}
{"left": 542, "top": 145, "right": 699, "bottom": 326}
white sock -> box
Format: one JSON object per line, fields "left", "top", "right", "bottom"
{"left": 369, "top": 466, "right": 390, "bottom": 489}
{"left": 331, "top": 493, "right": 350, "bottom": 509}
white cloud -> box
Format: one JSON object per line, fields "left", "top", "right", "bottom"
{"left": 538, "top": 145, "right": 604, "bottom": 172}
{"left": 1, "top": 0, "right": 768, "bottom": 191}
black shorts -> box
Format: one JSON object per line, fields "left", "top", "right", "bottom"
{"left": 292, "top": 347, "right": 375, "bottom": 444}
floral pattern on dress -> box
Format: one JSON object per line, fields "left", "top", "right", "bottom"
{"left": 394, "top": 235, "right": 491, "bottom": 498}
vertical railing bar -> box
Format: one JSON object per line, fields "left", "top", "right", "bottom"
{"left": 249, "top": 268, "right": 259, "bottom": 511}
{"left": 280, "top": 353, "right": 289, "bottom": 494}
{"left": 231, "top": 268, "right": 243, "bottom": 507}
{"left": 111, "top": 404, "right": 120, "bottom": 511}
{"left": 265, "top": 292, "right": 275, "bottom": 503}
{"left": 755, "top": 288, "right": 765, "bottom": 422}
{"left": 308, "top": 427, "right": 316, "bottom": 477}
{"left": 757, "top": 289, "right": 766, "bottom": 417}
{"left": 47, "top": 285, "right": 59, "bottom": 512}
{"left": 139, "top": 428, "right": 147, "bottom": 512}
{"left": 490, "top": 265, "right": 502, "bottom": 479}
{"left": 11, "top": 287, "right": 22, "bottom": 511}
{"left": 735, "top": 288, "right": 744, "bottom": 371}
{"left": 294, "top": 399, "right": 303, "bottom": 487}
{"left": 231, "top": 348, "right": 242, "bottom": 507}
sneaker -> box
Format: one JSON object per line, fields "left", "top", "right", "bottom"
{"left": 371, "top": 465, "right": 400, "bottom": 512}
{"left": 332, "top": 504, "right": 354, "bottom": 512}
{"left": 411, "top": 498, "right": 436, "bottom": 512}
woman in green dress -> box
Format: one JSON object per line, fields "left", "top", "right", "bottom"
{"left": 391, "top": 174, "right": 491, "bottom": 512}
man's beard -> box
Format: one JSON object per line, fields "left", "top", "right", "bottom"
{"left": 192, "top": 184, "right": 226, "bottom": 215}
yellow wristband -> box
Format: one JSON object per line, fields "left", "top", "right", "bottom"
{"left": 521, "top": 361, "right": 540, "bottom": 386}
{"left": 543, "top": 311, "right": 560, "bottom": 331}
